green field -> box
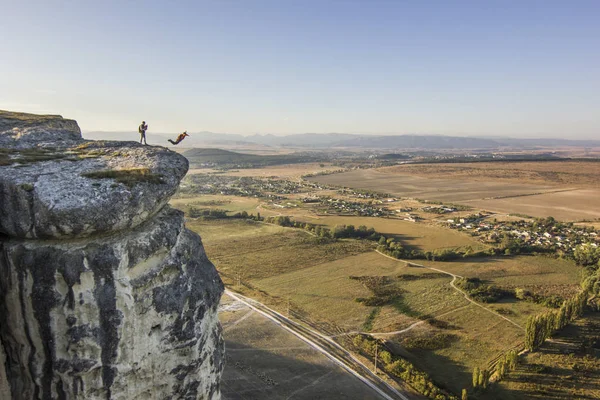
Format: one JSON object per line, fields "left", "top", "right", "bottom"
{"left": 170, "top": 195, "right": 262, "bottom": 215}
{"left": 250, "top": 247, "right": 542, "bottom": 394}
{"left": 254, "top": 252, "right": 470, "bottom": 333}
{"left": 186, "top": 218, "right": 288, "bottom": 244}
{"left": 292, "top": 215, "right": 488, "bottom": 252}
{"left": 426, "top": 256, "right": 583, "bottom": 299}
{"left": 187, "top": 219, "right": 373, "bottom": 281}
{"left": 177, "top": 198, "right": 592, "bottom": 398}
{"left": 396, "top": 304, "right": 525, "bottom": 394}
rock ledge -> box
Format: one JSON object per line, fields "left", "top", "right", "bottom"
{"left": 0, "top": 111, "right": 224, "bottom": 399}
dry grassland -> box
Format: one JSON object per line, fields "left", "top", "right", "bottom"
{"left": 179, "top": 198, "right": 589, "bottom": 397}
{"left": 186, "top": 218, "right": 288, "bottom": 244}
{"left": 310, "top": 168, "right": 558, "bottom": 202}
{"left": 309, "top": 163, "right": 600, "bottom": 220}
{"left": 385, "top": 161, "right": 600, "bottom": 187}
{"left": 189, "top": 162, "right": 336, "bottom": 179}
{"left": 464, "top": 188, "right": 600, "bottom": 221}
{"left": 252, "top": 250, "right": 551, "bottom": 345}
{"left": 239, "top": 246, "right": 576, "bottom": 394}
{"left": 255, "top": 252, "right": 386, "bottom": 331}
{"left": 254, "top": 252, "right": 468, "bottom": 332}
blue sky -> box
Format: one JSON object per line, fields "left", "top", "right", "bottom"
{"left": 1, "top": 1, "right": 598, "bottom": 138}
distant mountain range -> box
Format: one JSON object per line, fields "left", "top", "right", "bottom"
{"left": 83, "top": 131, "right": 600, "bottom": 150}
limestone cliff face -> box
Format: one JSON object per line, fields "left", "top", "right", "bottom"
{"left": 0, "top": 110, "right": 224, "bottom": 399}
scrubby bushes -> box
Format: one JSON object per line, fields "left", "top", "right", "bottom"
{"left": 82, "top": 167, "right": 164, "bottom": 186}
{"left": 454, "top": 278, "right": 511, "bottom": 303}
{"left": 352, "top": 335, "right": 458, "bottom": 400}
{"left": 573, "top": 244, "right": 600, "bottom": 266}
{"left": 402, "top": 333, "right": 457, "bottom": 351}
{"left": 350, "top": 276, "right": 403, "bottom": 306}
{"left": 514, "top": 287, "right": 564, "bottom": 308}
{"left": 397, "top": 273, "right": 447, "bottom": 281}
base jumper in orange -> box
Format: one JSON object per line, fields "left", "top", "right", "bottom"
{"left": 168, "top": 131, "right": 189, "bottom": 145}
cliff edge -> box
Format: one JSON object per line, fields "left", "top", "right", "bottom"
{"left": 0, "top": 110, "right": 224, "bottom": 399}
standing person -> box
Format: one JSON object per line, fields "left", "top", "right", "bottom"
{"left": 138, "top": 121, "right": 148, "bottom": 145}
{"left": 168, "top": 131, "right": 190, "bottom": 145}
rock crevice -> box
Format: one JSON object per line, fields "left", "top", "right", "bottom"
{"left": 0, "top": 110, "right": 224, "bottom": 399}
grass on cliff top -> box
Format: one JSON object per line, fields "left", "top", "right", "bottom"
{"left": 0, "top": 145, "right": 127, "bottom": 167}
{"left": 0, "top": 110, "right": 62, "bottom": 120}
{"left": 0, "top": 149, "right": 13, "bottom": 165}
{"left": 0, "top": 147, "right": 71, "bottom": 165}
{"left": 82, "top": 168, "right": 164, "bottom": 186}
{"left": 0, "top": 110, "right": 63, "bottom": 127}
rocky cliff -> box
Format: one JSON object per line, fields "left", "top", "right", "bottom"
{"left": 0, "top": 110, "right": 224, "bottom": 399}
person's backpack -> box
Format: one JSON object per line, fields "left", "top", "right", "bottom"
{"left": 139, "top": 124, "right": 144, "bottom": 134}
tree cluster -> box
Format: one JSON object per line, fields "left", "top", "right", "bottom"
{"left": 573, "top": 244, "right": 600, "bottom": 267}
{"left": 377, "top": 240, "right": 500, "bottom": 262}
{"left": 514, "top": 287, "right": 564, "bottom": 308}
{"left": 332, "top": 224, "right": 379, "bottom": 239}
{"left": 525, "top": 289, "right": 588, "bottom": 351}
{"left": 265, "top": 216, "right": 388, "bottom": 243}
{"left": 494, "top": 350, "right": 519, "bottom": 382}
{"left": 376, "top": 238, "right": 424, "bottom": 260}
{"left": 469, "top": 350, "right": 519, "bottom": 395}
{"left": 352, "top": 335, "right": 458, "bottom": 400}
{"left": 471, "top": 367, "right": 490, "bottom": 389}
{"left": 455, "top": 278, "right": 511, "bottom": 303}
{"left": 188, "top": 207, "right": 263, "bottom": 221}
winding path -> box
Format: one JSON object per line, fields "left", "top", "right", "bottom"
{"left": 375, "top": 250, "right": 525, "bottom": 331}
{"left": 248, "top": 218, "right": 524, "bottom": 334}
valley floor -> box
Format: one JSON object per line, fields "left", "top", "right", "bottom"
{"left": 219, "top": 293, "right": 416, "bottom": 400}
{"left": 172, "top": 158, "right": 599, "bottom": 399}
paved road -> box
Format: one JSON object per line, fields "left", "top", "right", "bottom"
{"left": 225, "top": 290, "right": 415, "bottom": 400}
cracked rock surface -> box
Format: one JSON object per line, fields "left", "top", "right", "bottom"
{"left": 0, "top": 111, "right": 188, "bottom": 239}
{"left": 0, "top": 111, "right": 224, "bottom": 399}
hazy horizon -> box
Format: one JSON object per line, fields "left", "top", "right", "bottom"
{"left": 2, "top": 1, "right": 599, "bottom": 139}
{"left": 82, "top": 129, "right": 600, "bottom": 141}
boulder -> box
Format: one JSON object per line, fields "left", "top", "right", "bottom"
{"left": 0, "top": 110, "right": 82, "bottom": 147}
{"left": 0, "top": 140, "right": 189, "bottom": 239}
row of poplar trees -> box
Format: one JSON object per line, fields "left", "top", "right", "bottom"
{"left": 470, "top": 269, "right": 598, "bottom": 394}
{"left": 471, "top": 350, "right": 519, "bottom": 393}
{"left": 525, "top": 288, "right": 588, "bottom": 351}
